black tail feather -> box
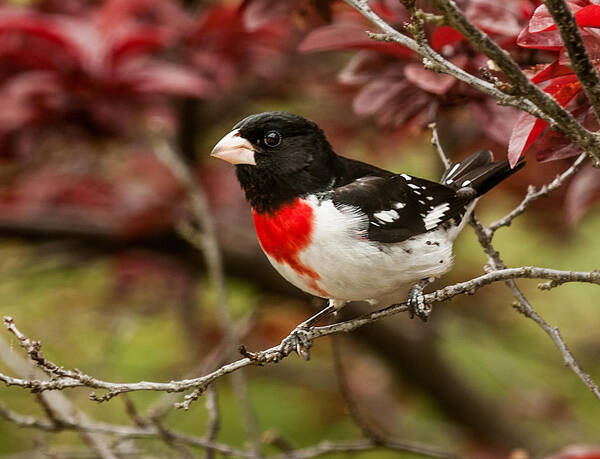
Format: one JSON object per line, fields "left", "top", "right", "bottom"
{"left": 442, "top": 150, "right": 524, "bottom": 197}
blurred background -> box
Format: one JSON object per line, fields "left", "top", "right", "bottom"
{"left": 0, "top": 0, "right": 599, "bottom": 457}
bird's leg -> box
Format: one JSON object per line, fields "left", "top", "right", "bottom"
{"left": 407, "top": 278, "right": 433, "bottom": 321}
{"left": 281, "top": 300, "right": 341, "bottom": 360}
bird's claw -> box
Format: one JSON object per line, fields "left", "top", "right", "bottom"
{"left": 280, "top": 327, "right": 313, "bottom": 360}
{"left": 407, "top": 283, "right": 432, "bottom": 322}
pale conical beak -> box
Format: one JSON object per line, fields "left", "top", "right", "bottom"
{"left": 210, "top": 129, "right": 256, "bottom": 165}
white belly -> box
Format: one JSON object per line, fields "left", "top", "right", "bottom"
{"left": 262, "top": 197, "right": 458, "bottom": 303}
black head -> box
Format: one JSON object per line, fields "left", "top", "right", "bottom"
{"left": 211, "top": 112, "right": 337, "bottom": 213}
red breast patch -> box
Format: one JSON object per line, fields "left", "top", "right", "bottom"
{"left": 253, "top": 199, "right": 328, "bottom": 296}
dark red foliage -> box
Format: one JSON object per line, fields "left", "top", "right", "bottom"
{"left": 510, "top": 0, "right": 600, "bottom": 165}
{"left": 242, "top": 0, "right": 335, "bottom": 31}
{"left": 186, "top": 4, "right": 289, "bottom": 94}
{"left": 0, "top": 0, "right": 291, "bottom": 241}
{"left": 508, "top": 72, "right": 582, "bottom": 166}
{"left": 564, "top": 163, "right": 600, "bottom": 224}
{"left": 0, "top": 4, "right": 206, "bottom": 146}
{"left": 111, "top": 250, "right": 195, "bottom": 307}
{"left": 0, "top": 148, "right": 184, "bottom": 238}
{"left": 509, "top": 0, "right": 600, "bottom": 221}
{"left": 300, "top": 1, "right": 536, "bottom": 135}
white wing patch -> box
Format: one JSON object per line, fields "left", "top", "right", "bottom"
{"left": 373, "top": 209, "right": 399, "bottom": 223}
{"left": 423, "top": 203, "right": 450, "bottom": 230}
{"left": 393, "top": 202, "right": 406, "bottom": 209}
{"left": 446, "top": 163, "right": 460, "bottom": 180}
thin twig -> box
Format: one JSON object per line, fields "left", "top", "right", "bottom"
{"left": 0, "top": 403, "right": 252, "bottom": 457}
{"left": 544, "top": 0, "right": 600, "bottom": 121}
{"left": 345, "top": 0, "right": 550, "bottom": 120}
{"left": 272, "top": 438, "right": 459, "bottom": 459}
{"left": 489, "top": 153, "right": 588, "bottom": 232}
{"left": 2, "top": 264, "right": 598, "bottom": 398}
{"left": 204, "top": 385, "right": 220, "bottom": 459}
{"left": 344, "top": 0, "right": 600, "bottom": 162}
{"left": 0, "top": 401, "right": 458, "bottom": 458}
{"left": 0, "top": 402, "right": 56, "bottom": 431}
{"left": 429, "top": 123, "right": 452, "bottom": 168}
{"left": 331, "top": 337, "right": 385, "bottom": 442}
{"left": 0, "top": 334, "right": 118, "bottom": 459}
{"left": 153, "top": 133, "right": 261, "bottom": 453}
{"left": 429, "top": 0, "right": 600, "bottom": 161}
{"left": 470, "top": 215, "right": 600, "bottom": 401}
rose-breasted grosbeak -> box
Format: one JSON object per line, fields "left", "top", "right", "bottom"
{"left": 211, "top": 112, "right": 523, "bottom": 327}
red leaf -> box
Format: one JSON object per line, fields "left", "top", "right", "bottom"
{"left": 565, "top": 164, "right": 600, "bottom": 224}
{"left": 558, "top": 34, "right": 600, "bottom": 63}
{"left": 508, "top": 74, "right": 581, "bottom": 165}
{"left": 470, "top": 100, "right": 520, "bottom": 146}
{"left": 97, "top": 0, "right": 190, "bottom": 36}
{"left": 0, "top": 10, "right": 86, "bottom": 68}
{"left": 403, "top": 54, "right": 465, "bottom": 95}
{"left": 338, "top": 52, "right": 386, "bottom": 85}
{"left": 110, "top": 26, "right": 172, "bottom": 65}
{"left": 543, "top": 74, "right": 582, "bottom": 105}
{"left": 430, "top": 26, "right": 463, "bottom": 52}
{"left": 299, "top": 24, "right": 412, "bottom": 57}
{"left": 242, "top": 0, "right": 299, "bottom": 31}
{"left": 508, "top": 111, "right": 547, "bottom": 166}
{"left": 118, "top": 61, "right": 210, "bottom": 97}
{"left": 535, "top": 105, "right": 599, "bottom": 162}
{"left": 573, "top": 4, "right": 600, "bottom": 27}
{"left": 542, "top": 4, "right": 600, "bottom": 31}
{"left": 353, "top": 74, "right": 409, "bottom": 118}
{"left": 535, "top": 133, "right": 583, "bottom": 162}
{"left": 531, "top": 61, "right": 573, "bottom": 84}
{"left": 404, "top": 64, "right": 457, "bottom": 94}
{"left": 517, "top": 26, "right": 564, "bottom": 50}
{"left": 466, "top": 1, "right": 523, "bottom": 37}
{"left": 528, "top": 4, "right": 556, "bottom": 33}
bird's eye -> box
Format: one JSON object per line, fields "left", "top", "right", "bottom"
{"left": 264, "top": 130, "right": 281, "bottom": 147}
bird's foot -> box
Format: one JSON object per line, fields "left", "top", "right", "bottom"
{"left": 407, "top": 279, "right": 433, "bottom": 322}
{"left": 279, "top": 327, "right": 313, "bottom": 361}
{"left": 238, "top": 323, "right": 315, "bottom": 363}
{"left": 238, "top": 327, "right": 312, "bottom": 363}
{"left": 238, "top": 302, "right": 340, "bottom": 363}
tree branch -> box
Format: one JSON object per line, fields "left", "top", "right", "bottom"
{"left": 204, "top": 385, "right": 220, "bottom": 459}
{"left": 470, "top": 216, "right": 600, "bottom": 401}
{"left": 429, "top": 123, "right": 452, "bottom": 169}
{"left": 344, "top": 0, "right": 600, "bottom": 163}
{"left": 331, "top": 337, "right": 386, "bottom": 442}
{"left": 489, "top": 153, "right": 588, "bottom": 232}
{"left": 544, "top": 0, "right": 600, "bottom": 121}
{"left": 345, "top": 0, "right": 550, "bottom": 120}
{"left": 152, "top": 132, "right": 261, "bottom": 452}
{"left": 2, "top": 265, "right": 598, "bottom": 400}
{"left": 271, "top": 438, "right": 458, "bottom": 459}
{"left": 0, "top": 402, "right": 252, "bottom": 457}
{"left": 429, "top": 0, "right": 600, "bottom": 160}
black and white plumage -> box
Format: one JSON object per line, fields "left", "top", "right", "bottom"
{"left": 211, "top": 112, "right": 523, "bottom": 324}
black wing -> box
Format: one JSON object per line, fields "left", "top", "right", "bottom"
{"left": 330, "top": 174, "right": 470, "bottom": 243}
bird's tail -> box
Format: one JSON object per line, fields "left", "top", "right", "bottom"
{"left": 441, "top": 150, "right": 524, "bottom": 197}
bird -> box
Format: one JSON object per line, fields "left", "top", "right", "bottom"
{"left": 211, "top": 111, "right": 522, "bottom": 350}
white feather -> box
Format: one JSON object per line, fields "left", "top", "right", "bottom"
{"left": 423, "top": 203, "right": 450, "bottom": 230}
{"left": 374, "top": 210, "right": 399, "bottom": 222}
{"left": 446, "top": 162, "right": 460, "bottom": 179}
{"left": 260, "top": 197, "right": 462, "bottom": 305}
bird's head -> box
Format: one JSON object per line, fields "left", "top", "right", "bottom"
{"left": 211, "top": 112, "right": 336, "bottom": 213}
